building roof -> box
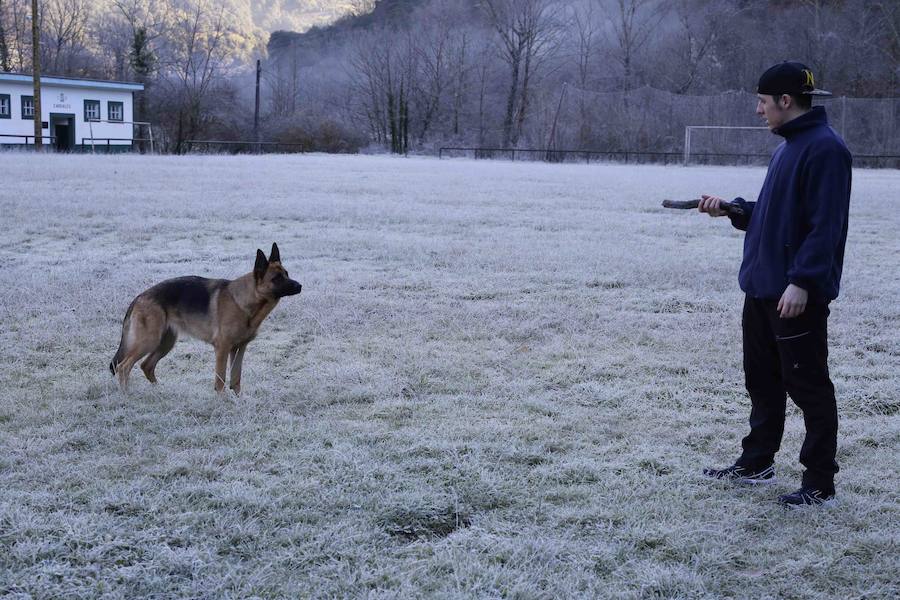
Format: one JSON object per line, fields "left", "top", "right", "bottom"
{"left": 0, "top": 72, "right": 144, "bottom": 92}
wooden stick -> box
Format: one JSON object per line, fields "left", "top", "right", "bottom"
{"left": 662, "top": 198, "right": 745, "bottom": 217}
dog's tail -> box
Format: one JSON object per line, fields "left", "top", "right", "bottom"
{"left": 110, "top": 299, "right": 136, "bottom": 375}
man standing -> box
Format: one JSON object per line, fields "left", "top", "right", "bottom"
{"left": 699, "top": 62, "right": 852, "bottom": 507}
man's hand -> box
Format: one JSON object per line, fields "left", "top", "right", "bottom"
{"left": 698, "top": 194, "right": 727, "bottom": 217}
{"left": 777, "top": 284, "right": 808, "bottom": 318}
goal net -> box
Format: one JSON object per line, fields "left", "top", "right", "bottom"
{"left": 683, "top": 126, "right": 777, "bottom": 165}
{"left": 85, "top": 119, "right": 155, "bottom": 153}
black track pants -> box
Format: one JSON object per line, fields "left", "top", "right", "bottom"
{"left": 736, "top": 295, "right": 839, "bottom": 490}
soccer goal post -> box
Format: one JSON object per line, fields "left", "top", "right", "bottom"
{"left": 86, "top": 119, "right": 155, "bottom": 153}
{"left": 683, "top": 125, "right": 770, "bottom": 165}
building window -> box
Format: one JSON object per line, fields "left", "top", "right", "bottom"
{"left": 0, "top": 94, "right": 10, "bottom": 119}
{"left": 22, "top": 95, "right": 34, "bottom": 119}
{"left": 84, "top": 99, "right": 100, "bottom": 121}
{"left": 108, "top": 101, "right": 124, "bottom": 122}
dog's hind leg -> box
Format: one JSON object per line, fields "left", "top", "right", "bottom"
{"left": 111, "top": 299, "right": 137, "bottom": 375}
{"left": 115, "top": 299, "right": 166, "bottom": 391}
{"left": 117, "top": 342, "right": 157, "bottom": 390}
{"left": 141, "top": 328, "right": 177, "bottom": 383}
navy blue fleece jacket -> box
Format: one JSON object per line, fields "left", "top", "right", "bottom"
{"left": 728, "top": 106, "right": 852, "bottom": 302}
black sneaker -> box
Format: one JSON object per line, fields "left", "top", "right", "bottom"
{"left": 703, "top": 464, "right": 776, "bottom": 485}
{"left": 778, "top": 487, "right": 837, "bottom": 508}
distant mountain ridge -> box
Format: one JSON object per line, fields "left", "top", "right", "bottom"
{"left": 267, "top": 0, "right": 444, "bottom": 58}
{"left": 250, "top": 0, "right": 360, "bottom": 33}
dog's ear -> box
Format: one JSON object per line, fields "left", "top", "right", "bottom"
{"left": 269, "top": 242, "right": 280, "bottom": 263}
{"left": 254, "top": 249, "right": 268, "bottom": 280}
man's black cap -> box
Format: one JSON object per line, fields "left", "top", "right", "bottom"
{"left": 757, "top": 62, "right": 832, "bottom": 97}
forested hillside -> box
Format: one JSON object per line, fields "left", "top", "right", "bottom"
{"left": 2, "top": 0, "right": 897, "bottom": 154}
{"left": 266, "top": 0, "right": 898, "bottom": 156}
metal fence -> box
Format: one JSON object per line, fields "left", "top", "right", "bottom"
{"left": 81, "top": 137, "right": 154, "bottom": 153}
{"left": 438, "top": 147, "right": 681, "bottom": 164}
{"left": 439, "top": 146, "right": 900, "bottom": 168}
{"left": 540, "top": 87, "right": 900, "bottom": 160}
{"left": 439, "top": 146, "right": 773, "bottom": 166}
{"left": 0, "top": 133, "right": 57, "bottom": 145}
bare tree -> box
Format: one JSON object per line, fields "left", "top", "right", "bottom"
{"left": 159, "top": 0, "right": 234, "bottom": 152}
{"left": 114, "top": 0, "right": 167, "bottom": 70}
{"left": 447, "top": 31, "right": 467, "bottom": 137}
{"left": 873, "top": 1, "right": 900, "bottom": 94}
{"left": 92, "top": 11, "right": 131, "bottom": 79}
{"left": 410, "top": 3, "right": 455, "bottom": 143}
{"left": 482, "top": 0, "right": 562, "bottom": 147}
{"left": 795, "top": 0, "right": 848, "bottom": 90}
{"left": 41, "top": 0, "right": 92, "bottom": 74}
{"left": 1, "top": 0, "right": 32, "bottom": 72}
{"left": 0, "top": 0, "right": 11, "bottom": 71}
{"left": 649, "top": 0, "right": 731, "bottom": 94}
{"left": 349, "top": 30, "right": 389, "bottom": 146}
{"left": 601, "top": 0, "right": 666, "bottom": 91}
{"left": 447, "top": 31, "right": 497, "bottom": 144}
{"left": 349, "top": 27, "right": 411, "bottom": 153}
{"left": 476, "top": 44, "right": 492, "bottom": 145}
{"left": 266, "top": 37, "right": 303, "bottom": 117}
{"left": 571, "top": 0, "right": 601, "bottom": 146}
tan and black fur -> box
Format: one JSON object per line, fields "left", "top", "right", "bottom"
{"left": 110, "top": 243, "right": 301, "bottom": 393}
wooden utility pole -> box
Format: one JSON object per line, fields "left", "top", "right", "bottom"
{"left": 31, "top": 0, "right": 42, "bottom": 150}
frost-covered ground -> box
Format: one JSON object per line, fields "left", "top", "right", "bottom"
{"left": 0, "top": 153, "right": 897, "bottom": 599}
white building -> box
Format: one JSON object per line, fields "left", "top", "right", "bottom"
{"left": 0, "top": 72, "right": 144, "bottom": 152}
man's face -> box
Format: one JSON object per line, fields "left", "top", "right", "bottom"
{"left": 756, "top": 94, "right": 788, "bottom": 130}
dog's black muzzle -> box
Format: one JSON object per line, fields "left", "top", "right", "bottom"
{"left": 280, "top": 280, "right": 302, "bottom": 297}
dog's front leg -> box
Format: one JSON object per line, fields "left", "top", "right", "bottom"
{"left": 229, "top": 344, "right": 247, "bottom": 394}
{"left": 214, "top": 345, "right": 229, "bottom": 392}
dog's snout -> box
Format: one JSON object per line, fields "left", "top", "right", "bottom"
{"left": 283, "top": 280, "right": 302, "bottom": 296}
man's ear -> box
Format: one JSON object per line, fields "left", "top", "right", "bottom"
{"left": 269, "top": 242, "right": 280, "bottom": 263}
{"left": 254, "top": 249, "right": 268, "bottom": 280}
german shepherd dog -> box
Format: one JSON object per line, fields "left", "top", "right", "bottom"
{"left": 110, "top": 243, "right": 302, "bottom": 393}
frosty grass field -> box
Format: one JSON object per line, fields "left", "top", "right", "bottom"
{"left": 0, "top": 153, "right": 897, "bottom": 599}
